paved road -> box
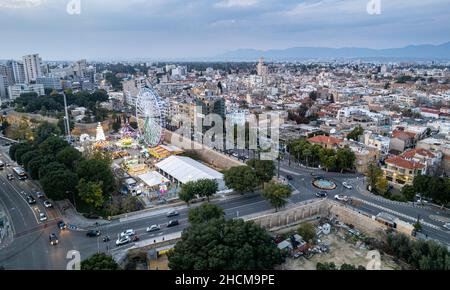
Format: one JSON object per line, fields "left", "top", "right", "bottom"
{"left": 1, "top": 148, "right": 449, "bottom": 269}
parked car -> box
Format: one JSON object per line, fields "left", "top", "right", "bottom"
{"left": 86, "top": 230, "right": 101, "bottom": 237}
{"left": 286, "top": 175, "right": 293, "bottom": 181}
{"left": 7, "top": 174, "right": 14, "bottom": 180}
{"left": 27, "top": 196, "right": 36, "bottom": 204}
{"left": 116, "top": 236, "right": 131, "bottom": 246}
{"left": 443, "top": 223, "right": 450, "bottom": 230}
{"left": 49, "top": 233, "right": 59, "bottom": 245}
{"left": 120, "top": 229, "right": 135, "bottom": 237}
{"left": 57, "top": 221, "right": 67, "bottom": 230}
{"left": 166, "top": 210, "right": 179, "bottom": 218}
{"left": 146, "top": 225, "right": 161, "bottom": 232}
{"left": 334, "top": 194, "right": 349, "bottom": 202}
{"left": 35, "top": 191, "right": 45, "bottom": 198}
{"left": 342, "top": 182, "right": 352, "bottom": 189}
{"left": 315, "top": 191, "right": 328, "bottom": 198}
{"left": 167, "top": 220, "right": 179, "bottom": 227}
{"left": 39, "top": 213, "right": 47, "bottom": 222}
{"left": 43, "top": 200, "right": 53, "bottom": 208}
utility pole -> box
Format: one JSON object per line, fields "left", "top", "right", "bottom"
{"left": 62, "top": 92, "right": 71, "bottom": 143}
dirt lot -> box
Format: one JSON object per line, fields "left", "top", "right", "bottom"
{"left": 277, "top": 231, "right": 401, "bottom": 270}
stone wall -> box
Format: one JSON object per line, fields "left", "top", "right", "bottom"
{"left": 6, "top": 111, "right": 58, "bottom": 125}
{"left": 247, "top": 199, "right": 412, "bottom": 239}
{"left": 164, "top": 130, "right": 244, "bottom": 170}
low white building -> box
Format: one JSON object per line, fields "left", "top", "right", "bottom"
{"left": 8, "top": 83, "right": 44, "bottom": 100}
{"left": 155, "top": 155, "right": 226, "bottom": 191}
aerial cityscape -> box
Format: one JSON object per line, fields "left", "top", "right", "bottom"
{"left": 0, "top": 0, "right": 450, "bottom": 276}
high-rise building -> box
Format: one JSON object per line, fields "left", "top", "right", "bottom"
{"left": 73, "top": 59, "right": 87, "bottom": 78}
{"left": 0, "top": 75, "right": 8, "bottom": 99}
{"left": 256, "top": 57, "right": 268, "bottom": 77}
{"left": 22, "top": 54, "right": 43, "bottom": 83}
{"left": 8, "top": 60, "right": 26, "bottom": 84}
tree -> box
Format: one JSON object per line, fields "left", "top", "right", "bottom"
{"left": 297, "top": 223, "right": 316, "bottom": 243}
{"left": 77, "top": 179, "right": 105, "bottom": 208}
{"left": 10, "top": 142, "right": 33, "bottom": 163}
{"left": 246, "top": 159, "right": 275, "bottom": 184}
{"left": 401, "top": 185, "right": 416, "bottom": 201}
{"left": 367, "top": 163, "right": 382, "bottom": 192}
{"left": 38, "top": 161, "right": 66, "bottom": 180}
{"left": 347, "top": 126, "right": 364, "bottom": 141}
{"left": 413, "top": 221, "right": 423, "bottom": 232}
{"left": 336, "top": 148, "right": 356, "bottom": 173}
{"left": 40, "top": 169, "right": 79, "bottom": 200}
{"left": 76, "top": 155, "right": 115, "bottom": 194}
{"left": 195, "top": 179, "right": 218, "bottom": 202}
{"left": 188, "top": 203, "right": 224, "bottom": 224}
{"left": 81, "top": 253, "right": 119, "bottom": 270}
{"left": 38, "top": 135, "right": 69, "bottom": 156}
{"left": 56, "top": 146, "right": 82, "bottom": 170}
{"left": 19, "top": 150, "right": 39, "bottom": 169}
{"left": 223, "top": 166, "right": 259, "bottom": 194}
{"left": 376, "top": 177, "right": 389, "bottom": 195}
{"left": 340, "top": 264, "right": 365, "bottom": 270}
{"left": 179, "top": 181, "right": 197, "bottom": 206}
{"left": 168, "top": 218, "right": 282, "bottom": 270}
{"left": 27, "top": 156, "right": 48, "bottom": 180}
{"left": 261, "top": 182, "right": 292, "bottom": 212}
{"left": 57, "top": 117, "right": 74, "bottom": 135}
{"left": 34, "top": 122, "right": 61, "bottom": 144}
{"left": 316, "top": 262, "right": 337, "bottom": 270}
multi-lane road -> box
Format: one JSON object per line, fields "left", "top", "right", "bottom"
{"left": 0, "top": 139, "right": 449, "bottom": 269}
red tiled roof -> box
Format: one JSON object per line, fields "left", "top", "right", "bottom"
{"left": 385, "top": 156, "right": 425, "bottom": 170}
{"left": 401, "top": 148, "right": 436, "bottom": 159}
{"left": 308, "top": 135, "right": 343, "bottom": 145}
{"left": 392, "top": 130, "right": 416, "bottom": 139}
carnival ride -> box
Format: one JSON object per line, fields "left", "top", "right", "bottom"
{"left": 135, "top": 87, "right": 166, "bottom": 148}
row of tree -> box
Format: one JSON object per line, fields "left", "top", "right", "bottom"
{"left": 288, "top": 139, "right": 356, "bottom": 172}
{"left": 316, "top": 262, "right": 366, "bottom": 270}
{"left": 9, "top": 122, "right": 115, "bottom": 209}
{"left": 385, "top": 233, "right": 450, "bottom": 270}
{"left": 14, "top": 89, "right": 109, "bottom": 116}
{"left": 402, "top": 175, "right": 450, "bottom": 206}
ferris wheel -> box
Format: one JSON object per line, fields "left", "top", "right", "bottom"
{"left": 135, "top": 86, "right": 166, "bottom": 147}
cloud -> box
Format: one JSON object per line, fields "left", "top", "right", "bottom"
{"left": 214, "top": 0, "right": 259, "bottom": 8}
{"left": 0, "top": 0, "right": 45, "bottom": 8}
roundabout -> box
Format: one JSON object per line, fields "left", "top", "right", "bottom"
{"left": 312, "top": 177, "right": 337, "bottom": 190}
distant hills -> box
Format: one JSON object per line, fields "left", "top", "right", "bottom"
{"left": 216, "top": 42, "right": 450, "bottom": 61}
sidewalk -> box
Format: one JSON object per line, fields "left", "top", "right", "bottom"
{"left": 56, "top": 200, "right": 110, "bottom": 230}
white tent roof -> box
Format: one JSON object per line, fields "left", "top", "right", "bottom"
{"left": 138, "top": 171, "right": 169, "bottom": 187}
{"left": 155, "top": 156, "right": 223, "bottom": 184}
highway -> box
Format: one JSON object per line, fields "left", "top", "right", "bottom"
{"left": 0, "top": 142, "right": 449, "bottom": 269}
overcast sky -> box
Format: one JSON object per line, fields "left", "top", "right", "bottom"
{"left": 1, "top": 0, "right": 450, "bottom": 60}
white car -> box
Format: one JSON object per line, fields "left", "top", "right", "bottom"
{"left": 43, "top": 200, "right": 52, "bottom": 208}
{"left": 146, "top": 225, "right": 161, "bottom": 232}
{"left": 443, "top": 223, "right": 450, "bottom": 230}
{"left": 39, "top": 213, "right": 47, "bottom": 222}
{"left": 334, "top": 194, "right": 349, "bottom": 202}
{"left": 120, "top": 229, "right": 135, "bottom": 237}
{"left": 342, "top": 182, "right": 352, "bottom": 189}
{"left": 115, "top": 236, "right": 131, "bottom": 246}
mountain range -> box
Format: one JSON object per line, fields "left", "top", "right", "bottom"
{"left": 216, "top": 42, "right": 450, "bottom": 61}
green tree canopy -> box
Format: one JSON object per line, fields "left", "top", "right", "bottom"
{"left": 188, "top": 203, "right": 224, "bottom": 224}
{"left": 34, "top": 122, "right": 61, "bottom": 144}
{"left": 261, "top": 182, "right": 292, "bottom": 212}
{"left": 77, "top": 179, "right": 105, "bottom": 208}
{"left": 195, "top": 179, "right": 218, "bottom": 202}
{"left": 347, "top": 126, "right": 364, "bottom": 141}
{"left": 38, "top": 135, "right": 69, "bottom": 156}
{"left": 81, "top": 253, "right": 119, "bottom": 270}
{"left": 76, "top": 155, "right": 115, "bottom": 194}
{"left": 247, "top": 159, "right": 275, "bottom": 184}
{"left": 56, "top": 146, "right": 82, "bottom": 170}
{"left": 223, "top": 166, "right": 259, "bottom": 194}
{"left": 179, "top": 181, "right": 197, "bottom": 206}
{"left": 297, "top": 223, "right": 316, "bottom": 243}
{"left": 40, "top": 169, "right": 79, "bottom": 200}
{"left": 168, "top": 218, "right": 282, "bottom": 270}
